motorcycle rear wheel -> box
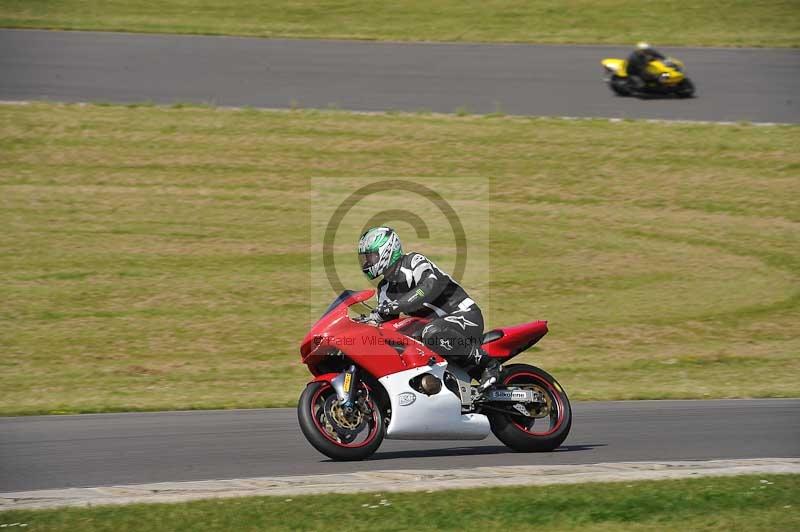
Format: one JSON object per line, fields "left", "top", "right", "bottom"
{"left": 487, "top": 364, "right": 572, "bottom": 452}
{"left": 609, "top": 75, "right": 631, "bottom": 96}
{"left": 297, "top": 381, "right": 384, "bottom": 461}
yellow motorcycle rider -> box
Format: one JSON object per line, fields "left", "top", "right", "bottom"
{"left": 626, "top": 42, "right": 666, "bottom": 89}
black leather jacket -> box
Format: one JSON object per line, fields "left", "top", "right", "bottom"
{"left": 627, "top": 49, "right": 665, "bottom": 78}
{"left": 376, "top": 252, "right": 476, "bottom": 319}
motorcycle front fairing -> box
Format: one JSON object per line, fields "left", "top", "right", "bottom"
{"left": 300, "top": 289, "right": 373, "bottom": 369}
{"left": 645, "top": 59, "right": 686, "bottom": 86}
{"left": 301, "top": 289, "right": 446, "bottom": 378}
{"left": 300, "top": 289, "right": 491, "bottom": 440}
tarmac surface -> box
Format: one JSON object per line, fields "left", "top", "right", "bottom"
{"left": 2, "top": 399, "right": 798, "bottom": 492}
{"left": 1, "top": 29, "right": 798, "bottom": 122}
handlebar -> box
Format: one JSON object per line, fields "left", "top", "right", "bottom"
{"left": 352, "top": 314, "right": 381, "bottom": 326}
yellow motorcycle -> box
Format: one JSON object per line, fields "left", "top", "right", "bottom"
{"left": 601, "top": 56, "right": 695, "bottom": 98}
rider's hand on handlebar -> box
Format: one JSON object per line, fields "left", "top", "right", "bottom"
{"left": 355, "top": 313, "right": 381, "bottom": 325}
{"left": 375, "top": 299, "right": 400, "bottom": 320}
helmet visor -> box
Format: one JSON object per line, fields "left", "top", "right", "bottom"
{"left": 358, "top": 251, "right": 380, "bottom": 271}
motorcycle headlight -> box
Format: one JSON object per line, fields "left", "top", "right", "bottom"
{"left": 660, "top": 72, "right": 670, "bottom": 79}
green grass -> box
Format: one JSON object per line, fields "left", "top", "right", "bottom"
{"left": 1, "top": 102, "right": 799, "bottom": 415}
{"left": 1, "top": 1, "right": 799, "bottom": 47}
{"left": 2, "top": 475, "right": 798, "bottom": 531}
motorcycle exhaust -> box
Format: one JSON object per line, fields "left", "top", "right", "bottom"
{"left": 420, "top": 374, "right": 442, "bottom": 395}
{"left": 410, "top": 373, "right": 442, "bottom": 395}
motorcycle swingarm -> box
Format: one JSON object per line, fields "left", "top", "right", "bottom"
{"left": 483, "top": 387, "right": 544, "bottom": 404}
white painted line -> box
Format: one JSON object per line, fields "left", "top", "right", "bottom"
{"left": 2, "top": 458, "right": 798, "bottom": 510}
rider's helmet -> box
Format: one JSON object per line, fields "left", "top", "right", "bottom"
{"left": 635, "top": 42, "right": 659, "bottom": 60}
{"left": 358, "top": 227, "right": 403, "bottom": 280}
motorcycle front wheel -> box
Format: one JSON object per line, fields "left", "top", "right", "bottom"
{"left": 297, "top": 381, "right": 384, "bottom": 461}
{"left": 677, "top": 79, "right": 695, "bottom": 98}
{"left": 487, "top": 364, "right": 572, "bottom": 452}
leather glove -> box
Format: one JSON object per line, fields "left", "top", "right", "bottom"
{"left": 375, "top": 299, "right": 400, "bottom": 320}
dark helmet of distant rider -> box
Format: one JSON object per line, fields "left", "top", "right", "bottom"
{"left": 358, "top": 227, "right": 403, "bottom": 280}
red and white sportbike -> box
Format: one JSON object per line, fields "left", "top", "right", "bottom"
{"left": 298, "top": 289, "right": 571, "bottom": 460}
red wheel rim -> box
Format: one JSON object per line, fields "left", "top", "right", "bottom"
{"left": 310, "top": 383, "right": 380, "bottom": 448}
{"left": 503, "top": 372, "right": 565, "bottom": 436}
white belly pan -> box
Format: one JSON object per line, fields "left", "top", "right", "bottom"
{"left": 379, "top": 363, "right": 490, "bottom": 440}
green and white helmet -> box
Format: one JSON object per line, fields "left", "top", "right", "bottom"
{"left": 358, "top": 227, "right": 403, "bottom": 280}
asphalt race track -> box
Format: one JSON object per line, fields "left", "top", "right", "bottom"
{"left": 2, "top": 399, "right": 798, "bottom": 492}
{"left": 1, "top": 29, "right": 799, "bottom": 123}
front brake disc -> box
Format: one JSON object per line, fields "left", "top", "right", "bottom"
{"left": 323, "top": 394, "right": 366, "bottom": 442}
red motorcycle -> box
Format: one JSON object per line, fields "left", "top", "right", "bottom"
{"left": 298, "top": 289, "right": 571, "bottom": 460}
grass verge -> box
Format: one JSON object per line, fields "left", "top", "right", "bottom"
{"left": 1, "top": 102, "right": 799, "bottom": 415}
{"left": 1, "top": 1, "right": 799, "bottom": 47}
{"left": 1, "top": 474, "right": 798, "bottom": 531}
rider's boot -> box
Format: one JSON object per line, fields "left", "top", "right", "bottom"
{"left": 479, "top": 358, "right": 502, "bottom": 390}
{"left": 470, "top": 346, "right": 501, "bottom": 390}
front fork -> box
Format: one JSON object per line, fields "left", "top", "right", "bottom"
{"left": 330, "top": 365, "right": 359, "bottom": 411}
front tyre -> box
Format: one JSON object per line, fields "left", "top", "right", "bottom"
{"left": 297, "top": 381, "right": 384, "bottom": 461}
{"left": 677, "top": 78, "right": 695, "bottom": 98}
{"left": 487, "top": 364, "right": 572, "bottom": 452}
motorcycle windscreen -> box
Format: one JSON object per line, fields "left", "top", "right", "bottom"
{"left": 319, "top": 290, "right": 358, "bottom": 319}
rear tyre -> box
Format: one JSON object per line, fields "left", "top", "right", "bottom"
{"left": 609, "top": 75, "right": 630, "bottom": 96}
{"left": 297, "top": 381, "right": 384, "bottom": 461}
{"left": 487, "top": 364, "right": 571, "bottom": 452}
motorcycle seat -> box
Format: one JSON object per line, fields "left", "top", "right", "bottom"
{"left": 482, "top": 329, "right": 504, "bottom": 344}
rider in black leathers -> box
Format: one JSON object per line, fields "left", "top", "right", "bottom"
{"left": 358, "top": 226, "right": 500, "bottom": 387}
{"left": 627, "top": 42, "right": 666, "bottom": 88}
